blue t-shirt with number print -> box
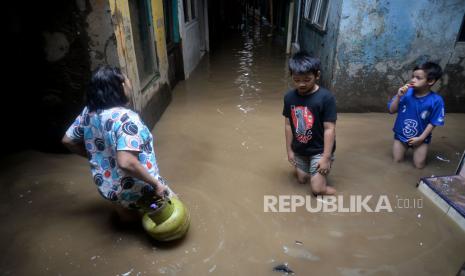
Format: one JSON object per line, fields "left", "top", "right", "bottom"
{"left": 65, "top": 106, "right": 170, "bottom": 209}
{"left": 388, "top": 88, "right": 445, "bottom": 144}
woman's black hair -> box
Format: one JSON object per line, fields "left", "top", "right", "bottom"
{"left": 86, "top": 65, "right": 129, "bottom": 112}
{"left": 288, "top": 51, "right": 321, "bottom": 75}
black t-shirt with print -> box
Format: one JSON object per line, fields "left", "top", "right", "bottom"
{"left": 282, "top": 87, "right": 337, "bottom": 156}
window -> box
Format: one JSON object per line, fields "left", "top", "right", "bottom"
{"left": 183, "top": 0, "right": 196, "bottom": 23}
{"left": 458, "top": 14, "right": 465, "bottom": 42}
{"left": 129, "top": 0, "right": 159, "bottom": 89}
{"left": 304, "top": 0, "right": 330, "bottom": 32}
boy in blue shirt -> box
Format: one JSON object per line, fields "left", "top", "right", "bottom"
{"left": 388, "top": 62, "right": 445, "bottom": 169}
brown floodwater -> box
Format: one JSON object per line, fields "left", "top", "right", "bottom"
{"left": 1, "top": 25, "right": 465, "bottom": 276}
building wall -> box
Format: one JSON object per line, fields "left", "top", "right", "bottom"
{"left": 182, "top": 21, "right": 203, "bottom": 78}
{"left": 4, "top": 0, "right": 173, "bottom": 152}
{"left": 333, "top": 0, "right": 465, "bottom": 112}
{"left": 83, "top": 0, "right": 119, "bottom": 69}
{"left": 109, "top": 0, "right": 172, "bottom": 127}
{"left": 151, "top": 0, "right": 170, "bottom": 83}
{"left": 299, "top": 0, "right": 343, "bottom": 88}
{"left": 179, "top": 0, "right": 208, "bottom": 78}
{"left": 3, "top": 1, "right": 93, "bottom": 152}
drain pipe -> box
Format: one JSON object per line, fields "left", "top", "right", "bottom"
{"left": 292, "top": 0, "right": 301, "bottom": 53}
{"left": 286, "top": 1, "right": 295, "bottom": 54}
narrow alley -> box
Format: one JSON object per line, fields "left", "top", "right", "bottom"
{"left": 1, "top": 19, "right": 465, "bottom": 275}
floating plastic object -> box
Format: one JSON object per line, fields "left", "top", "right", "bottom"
{"left": 142, "top": 197, "right": 190, "bottom": 241}
{"left": 273, "top": 263, "right": 294, "bottom": 274}
{"left": 436, "top": 155, "right": 450, "bottom": 162}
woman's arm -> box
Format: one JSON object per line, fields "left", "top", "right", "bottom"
{"left": 62, "top": 135, "right": 88, "bottom": 158}
{"left": 116, "top": 150, "right": 166, "bottom": 198}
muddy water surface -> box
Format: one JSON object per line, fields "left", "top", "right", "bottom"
{"left": 1, "top": 26, "right": 465, "bottom": 275}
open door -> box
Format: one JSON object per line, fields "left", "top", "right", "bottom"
{"left": 163, "top": 0, "right": 185, "bottom": 87}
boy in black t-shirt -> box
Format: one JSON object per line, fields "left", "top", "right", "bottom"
{"left": 282, "top": 52, "right": 337, "bottom": 195}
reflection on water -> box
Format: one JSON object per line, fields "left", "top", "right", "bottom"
{"left": 1, "top": 22, "right": 465, "bottom": 276}
{"left": 234, "top": 25, "right": 264, "bottom": 114}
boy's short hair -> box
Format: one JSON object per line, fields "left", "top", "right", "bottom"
{"left": 413, "top": 62, "right": 443, "bottom": 81}
{"left": 289, "top": 51, "right": 321, "bottom": 76}
{"left": 86, "top": 65, "right": 129, "bottom": 112}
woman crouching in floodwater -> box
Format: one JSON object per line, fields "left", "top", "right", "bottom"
{"left": 62, "top": 65, "right": 172, "bottom": 221}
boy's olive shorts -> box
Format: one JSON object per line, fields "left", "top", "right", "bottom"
{"left": 294, "top": 153, "right": 335, "bottom": 176}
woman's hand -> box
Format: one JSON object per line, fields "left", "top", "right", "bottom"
{"left": 153, "top": 181, "right": 167, "bottom": 199}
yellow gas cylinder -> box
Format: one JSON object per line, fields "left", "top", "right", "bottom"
{"left": 142, "top": 197, "right": 190, "bottom": 241}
